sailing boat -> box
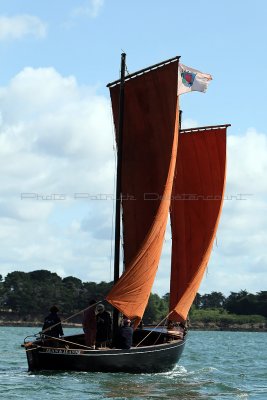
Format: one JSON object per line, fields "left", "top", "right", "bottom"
{"left": 23, "top": 54, "right": 229, "bottom": 373}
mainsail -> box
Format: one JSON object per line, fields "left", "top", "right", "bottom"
{"left": 107, "top": 59, "right": 180, "bottom": 324}
{"left": 169, "top": 126, "right": 228, "bottom": 322}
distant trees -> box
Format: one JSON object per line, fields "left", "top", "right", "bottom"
{"left": 193, "top": 291, "right": 226, "bottom": 309}
{"left": 0, "top": 270, "right": 266, "bottom": 324}
{"left": 225, "top": 290, "right": 267, "bottom": 317}
{"left": 143, "top": 293, "right": 169, "bottom": 324}
{"left": 3, "top": 270, "right": 63, "bottom": 314}
{"left": 1, "top": 270, "right": 113, "bottom": 316}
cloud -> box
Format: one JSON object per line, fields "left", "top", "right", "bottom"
{"left": 181, "top": 118, "right": 198, "bottom": 129}
{"left": 0, "top": 67, "right": 115, "bottom": 283}
{"left": 0, "top": 15, "right": 47, "bottom": 41}
{"left": 0, "top": 68, "right": 266, "bottom": 296}
{"left": 72, "top": 0, "right": 104, "bottom": 18}
{"left": 227, "top": 128, "right": 267, "bottom": 195}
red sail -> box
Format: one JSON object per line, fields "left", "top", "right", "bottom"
{"left": 109, "top": 60, "right": 179, "bottom": 268}
{"left": 169, "top": 126, "right": 227, "bottom": 322}
{"left": 107, "top": 60, "right": 179, "bottom": 324}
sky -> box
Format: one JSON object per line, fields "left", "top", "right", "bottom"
{"left": 0, "top": 0, "right": 266, "bottom": 296}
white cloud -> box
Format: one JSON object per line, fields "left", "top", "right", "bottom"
{"left": 0, "top": 67, "right": 115, "bottom": 283}
{"left": 73, "top": 0, "right": 104, "bottom": 18}
{"left": 181, "top": 118, "right": 198, "bottom": 129}
{"left": 0, "top": 15, "right": 47, "bottom": 41}
{"left": 0, "top": 68, "right": 266, "bottom": 296}
{"left": 227, "top": 129, "right": 267, "bottom": 194}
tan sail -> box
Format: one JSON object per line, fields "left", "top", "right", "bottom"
{"left": 169, "top": 126, "right": 228, "bottom": 322}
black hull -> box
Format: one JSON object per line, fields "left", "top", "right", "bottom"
{"left": 25, "top": 331, "right": 186, "bottom": 373}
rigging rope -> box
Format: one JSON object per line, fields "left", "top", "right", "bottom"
{"left": 135, "top": 312, "right": 172, "bottom": 347}
{"left": 26, "top": 333, "right": 95, "bottom": 350}
{"left": 36, "top": 300, "right": 103, "bottom": 337}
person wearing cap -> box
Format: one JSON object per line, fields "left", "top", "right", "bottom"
{"left": 42, "top": 305, "right": 64, "bottom": 338}
{"left": 114, "top": 318, "right": 133, "bottom": 349}
{"left": 83, "top": 299, "right": 97, "bottom": 348}
{"left": 96, "top": 304, "right": 112, "bottom": 346}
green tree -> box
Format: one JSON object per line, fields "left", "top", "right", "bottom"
{"left": 1, "top": 269, "right": 266, "bottom": 323}
{"left": 28, "top": 270, "right": 63, "bottom": 314}
{"left": 193, "top": 293, "right": 202, "bottom": 308}
{"left": 3, "top": 270, "right": 63, "bottom": 314}
{"left": 143, "top": 293, "right": 168, "bottom": 324}
{"left": 224, "top": 290, "right": 256, "bottom": 315}
{"left": 255, "top": 291, "right": 267, "bottom": 317}
{"left": 0, "top": 274, "right": 5, "bottom": 308}
{"left": 62, "top": 276, "right": 83, "bottom": 313}
{"left": 162, "top": 293, "right": 169, "bottom": 304}
{"left": 3, "top": 271, "right": 31, "bottom": 312}
{"left": 201, "top": 292, "right": 226, "bottom": 309}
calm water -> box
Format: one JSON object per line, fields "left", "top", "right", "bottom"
{"left": 0, "top": 327, "right": 266, "bottom": 399}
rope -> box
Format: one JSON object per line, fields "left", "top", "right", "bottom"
{"left": 30, "top": 334, "right": 95, "bottom": 350}
{"left": 135, "top": 312, "right": 172, "bottom": 348}
{"left": 152, "top": 315, "right": 168, "bottom": 346}
{"left": 37, "top": 300, "right": 103, "bottom": 337}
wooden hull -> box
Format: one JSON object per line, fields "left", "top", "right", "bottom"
{"left": 25, "top": 330, "right": 186, "bottom": 373}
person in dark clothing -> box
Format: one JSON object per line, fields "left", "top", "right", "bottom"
{"left": 96, "top": 304, "right": 112, "bottom": 346}
{"left": 83, "top": 299, "right": 97, "bottom": 348}
{"left": 115, "top": 318, "right": 133, "bottom": 349}
{"left": 138, "top": 319, "right": 143, "bottom": 329}
{"left": 42, "top": 305, "right": 64, "bottom": 338}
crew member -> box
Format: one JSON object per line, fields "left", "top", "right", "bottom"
{"left": 42, "top": 305, "right": 64, "bottom": 338}
{"left": 96, "top": 304, "right": 112, "bottom": 346}
{"left": 83, "top": 299, "right": 97, "bottom": 348}
{"left": 115, "top": 318, "right": 133, "bottom": 349}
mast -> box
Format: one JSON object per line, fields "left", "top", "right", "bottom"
{"left": 112, "top": 53, "right": 126, "bottom": 339}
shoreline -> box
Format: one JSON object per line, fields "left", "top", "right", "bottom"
{"left": 1, "top": 321, "right": 266, "bottom": 332}
{"left": 0, "top": 321, "right": 82, "bottom": 328}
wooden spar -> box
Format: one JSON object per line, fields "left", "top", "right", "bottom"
{"left": 112, "top": 53, "right": 126, "bottom": 340}
{"left": 107, "top": 56, "right": 180, "bottom": 88}
{"left": 180, "top": 124, "right": 231, "bottom": 134}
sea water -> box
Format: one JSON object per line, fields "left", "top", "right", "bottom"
{"left": 0, "top": 327, "right": 266, "bottom": 399}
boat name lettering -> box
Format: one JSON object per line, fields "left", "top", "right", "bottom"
{"left": 45, "top": 349, "right": 81, "bottom": 355}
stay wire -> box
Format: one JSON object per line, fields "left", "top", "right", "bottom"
{"left": 135, "top": 312, "right": 172, "bottom": 348}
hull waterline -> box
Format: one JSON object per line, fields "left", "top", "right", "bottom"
{"left": 24, "top": 330, "right": 186, "bottom": 373}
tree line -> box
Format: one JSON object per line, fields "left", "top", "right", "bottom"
{"left": 0, "top": 270, "right": 266, "bottom": 324}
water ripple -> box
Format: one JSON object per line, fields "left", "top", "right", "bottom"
{"left": 0, "top": 328, "right": 266, "bottom": 399}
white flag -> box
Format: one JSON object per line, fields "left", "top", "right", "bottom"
{"left": 178, "top": 64, "right": 212, "bottom": 95}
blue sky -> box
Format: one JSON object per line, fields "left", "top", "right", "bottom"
{"left": 1, "top": 0, "right": 266, "bottom": 132}
{"left": 0, "top": 0, "right": 266, "bottom": 296}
